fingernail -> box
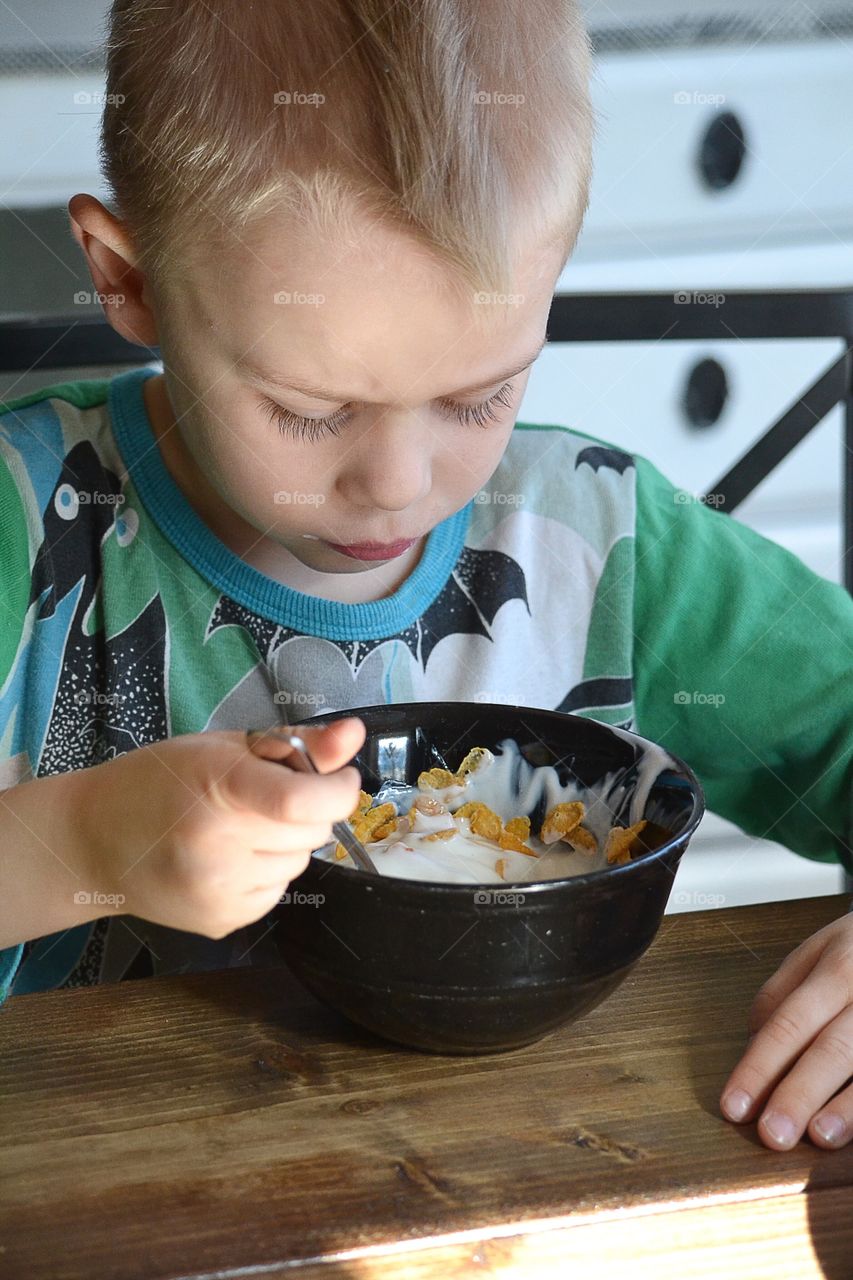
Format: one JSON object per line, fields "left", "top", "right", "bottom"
{"left": 722, "top": 1088, "right": 752, "bottom": 1121}
{"left": 814, "top": 1113, "right": 846, "bottom": 1145}
{"left": 761, "top": 1110, "right": 797, "bottom": 1146}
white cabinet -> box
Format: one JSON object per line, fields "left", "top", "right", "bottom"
{"left": 579, "top": 41, "right": 853, "bottom": 251}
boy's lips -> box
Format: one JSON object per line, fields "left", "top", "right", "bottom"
{"left": 326, "top": 536, "right": 418, "bottom": 561}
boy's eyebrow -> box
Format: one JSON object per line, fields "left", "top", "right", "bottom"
{"left": 241, "top": 336, "right": 548, "bottom": 402}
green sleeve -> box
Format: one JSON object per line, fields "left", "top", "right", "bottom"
{"left": 0, "top": 447, "right": 34, "bottom": 1002}
{"left": 631, "top": 453, "right": 853, "bottom": 876}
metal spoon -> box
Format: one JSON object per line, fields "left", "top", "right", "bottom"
{"left": 245, "top": 725, "right": 380, "bottom": 874}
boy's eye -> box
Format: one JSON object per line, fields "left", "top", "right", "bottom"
{"left": 260, "top": 380, "right": 517, "bottom": 443}
{"left": 438, "top": 380, "right": 516, "bottom": 429}
{"left": 260, "top": 399, "right": 349, "bottom": 444}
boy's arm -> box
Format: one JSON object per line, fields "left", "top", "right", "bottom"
{"left": 0, "top": 768, "right": 122, "bottom": 954}
{"left": 630, "top": 454, "right": 853, "bottom": 875}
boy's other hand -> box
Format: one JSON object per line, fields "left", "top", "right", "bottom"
{"left": 720, "top": 913, "right": 853, "bottom": 1150}
{"left": 80, "top": 718, "right": 365, "bottom": 941}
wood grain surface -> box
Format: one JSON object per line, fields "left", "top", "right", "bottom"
{"left": 1, "top": 893, "right": 852, "bottom": 1280}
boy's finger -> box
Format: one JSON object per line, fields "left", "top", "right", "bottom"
{"left": 298, "top": 717, "right": 366, "bottom": 770}
{"left": 244, "top": 849, "right": 315, "bottom": 890}
{"left": 245, "top": 717, "right": 366, "bottom": 773}
{"left": 721, "top": 972, "right": 847, "bottom": 1124}
{"left": 752, "top": 1004, "right": 853, "bottom": 1150}
{"left": 218, "top": 752, "right": 361, "bottom": 826}
{"left": 747, "top": 931, "right": 826, "bottom": 1036}
{"left": 249, "top": 824, "right": 336, "bottom": 855}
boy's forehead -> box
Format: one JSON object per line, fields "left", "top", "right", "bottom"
{"left": 195, "top": 202, "right": 563, "bottom": 302}
{"left": 177, "top": 208, "right": 562, "bottom": 393}
{"left": 202, "top": 208, "right": 464, "bottom": 296}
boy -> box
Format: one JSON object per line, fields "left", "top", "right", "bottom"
{"left": 0, "top": 0, "right": 851, "bottom": 1154}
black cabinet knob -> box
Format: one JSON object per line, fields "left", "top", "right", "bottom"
{"left": 683, "top": 357, "right": 729, "bottom": 429}
{"left": 698, "top": 110, "right": 748, "bottom": 191}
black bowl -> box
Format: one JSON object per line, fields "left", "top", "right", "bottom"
{"left": 272, "top": 703, "right": 704, "bottom": 1055}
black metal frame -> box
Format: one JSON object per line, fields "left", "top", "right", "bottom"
{"left": 545, "top": 289, "right": 853, "bottom": 595}
{"left": 1, "top": 292, "right": 851, "bottom": 887}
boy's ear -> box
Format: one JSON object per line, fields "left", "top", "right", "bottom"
{"left": 67, "top": 193, "right": 160, "bottom": 349}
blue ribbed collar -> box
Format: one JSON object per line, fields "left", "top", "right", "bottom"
{"left": 109, "top": 367, "right": 472, "bottom": 640}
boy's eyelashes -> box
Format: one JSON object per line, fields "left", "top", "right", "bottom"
{"left": 259, "top": 380, "right": 517, "bottom": 444}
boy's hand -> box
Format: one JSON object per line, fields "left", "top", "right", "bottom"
{"left": 80, "top": 718, "right": 365, "bottom": 940}
{"left": 720, "top": 913, "right": 853, "bottom": 1150}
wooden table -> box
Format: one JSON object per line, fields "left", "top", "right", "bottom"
{"left": 2, "top": 894, "right": 852, "bottom": 1280}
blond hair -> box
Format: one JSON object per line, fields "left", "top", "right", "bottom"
{"left": 100, "top": 0, "right": 594, "bottom": 302}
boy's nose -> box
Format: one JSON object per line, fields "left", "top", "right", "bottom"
{"left": 337, "top": 414, "right": 430, "bottom": 514}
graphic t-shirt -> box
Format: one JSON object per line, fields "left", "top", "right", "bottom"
{"left": 1, "top": 366, "right": 851, "bottom": 999}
